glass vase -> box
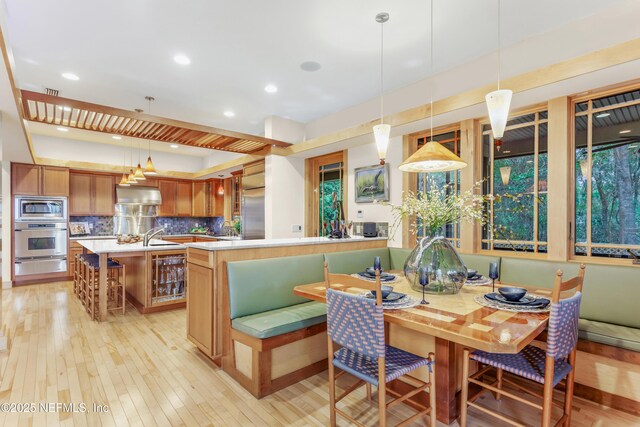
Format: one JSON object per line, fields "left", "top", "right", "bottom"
{"left": 404, "top": 235, "right": 468, "bottom": 294}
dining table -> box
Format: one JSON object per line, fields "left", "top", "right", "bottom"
{"left": 293, "top": 274, "right": 552, "bottom": 425}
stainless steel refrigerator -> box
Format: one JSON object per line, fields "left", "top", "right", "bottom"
{"left": 241, "top": 173, "right": 265, "bottom": 239}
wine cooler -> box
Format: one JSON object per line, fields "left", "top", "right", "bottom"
{"left": 151, "top": 253, "right": 187, "bottom": 306}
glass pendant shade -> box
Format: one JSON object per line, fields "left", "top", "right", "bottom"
{"left": 579, "top": 159, "right": 588, "bottom": 179}
{"left": 399, "top": 140, "right": 467, "bottom": 172}
{"left": 500, "top": 166, "right": 511, "bottom": 186}
{"left": 217, "top": 181, "right": 224, "bottom": 196}
{"left": 485, "top": 89, "right": 512, "bottom": 140}
{"left": 134, "top": 163, "right": 146, "bottom": 180}
{"left": 127, "top": 169, "right": 137, "bottom": 184}
{"left": 144, "top": 156, "right": 157, "bottom": 175}
{"left": 119, "top": 173, "right": 130, "bottom": 186}
{"left": 374, "top": 123, "right": 391, "bottom": 165}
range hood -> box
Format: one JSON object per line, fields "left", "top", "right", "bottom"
{"left": 114, "top": 186, "right": 162, "bottom": 235}
{"left": 116, "top": 186, "right": 162, "bottom": 205}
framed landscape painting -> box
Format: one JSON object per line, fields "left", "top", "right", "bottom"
{"left": 355, "top": 163, "right": 390, "bottom": 203}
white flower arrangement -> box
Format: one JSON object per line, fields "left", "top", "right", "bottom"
{"left": 389, "top": 179, "right": 490, "bottom": 238}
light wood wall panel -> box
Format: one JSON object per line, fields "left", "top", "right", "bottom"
{"left": 547, "top": 97, "right": 572, "bottom": 261}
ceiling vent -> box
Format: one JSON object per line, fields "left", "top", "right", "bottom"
{"left": 44, "top": 88, "right": 59, "bottom": 96}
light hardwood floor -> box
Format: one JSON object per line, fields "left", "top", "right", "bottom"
{"left": 1, "top": 281, "right": 638, "bottom": 427}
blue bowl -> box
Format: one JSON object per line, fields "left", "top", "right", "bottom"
{"left": 371, "top": 285, "right": 393, "bottom": 299}
{"left": 365, "top": 266, "right": 384, "bottom": 276}
{"left": 498, "top": 287, "right": 527, "bottom": 302}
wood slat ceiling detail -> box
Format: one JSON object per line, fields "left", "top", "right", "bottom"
{"left": 20, "top": 90, "right": 290, "bottom": 154}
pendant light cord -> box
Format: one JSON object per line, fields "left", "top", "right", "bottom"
{"left": 429, "top": 0, "right": 434, "bottom": 142}
{"left": 380, "top": 19, "right": 384, "bottom": 125}
{"left": 497, "top": 0, "right": 501, "bottom": 90}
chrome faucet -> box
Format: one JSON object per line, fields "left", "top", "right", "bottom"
{"left": 143, "top": 227, "right": 166, "bottom": 246}
{"left": 222, "top": 221, "right": 236, "bottom": 237}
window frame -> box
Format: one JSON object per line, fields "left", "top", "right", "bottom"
{"left": 406, "top": 125, "right": 461, "bottom": 246}
{"left": 571, "top": 83, "right": 640, "bottom": 260}
{"left": 480, "top": 108, "right": 549, "bottom": 254}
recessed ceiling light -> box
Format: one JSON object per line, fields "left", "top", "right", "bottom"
{"left": 57, "top": 106, "right": 71, "bottom": 112}
{"left": 223, "top": 110, "right": 235, "bottom": 118}
{"left": 170, "top": 144, "right": 179, "bottom": 148}
{"left": 57, "top": 127, "right": 69, "bottom": 132}
{"left": 173, "top": 54, "right": 190, "bottom": 65}
{"left": 112, "top": 136, "right": 122, "bottom": 140}
{"left": 264, "top": 84, "right": 278, "bottom": 93}
{"left": 61, "top": 72, "right": 79, "bottom": 81}
{"left": 595, "top": 113, "right": 610, "bottom": 118}
{"left": 300, "top": 61, "right": 322, "bottom": 72}
{"left": 619, "top": 130, "right": 631, "bottom": 134}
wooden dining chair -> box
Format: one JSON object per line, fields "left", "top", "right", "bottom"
{"left": 460, "top": 264, "right": 586, "bottom": 427}
{"left": 324, "top": 263, "right": 436, "bottom": 427}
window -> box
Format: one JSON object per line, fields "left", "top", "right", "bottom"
{"left": 413, "top": 129, "right": 461, "bottom": 246}
{"left": 574, "top": 88, "right": 640, "bottom": 258}
{"left": 306, "top": 151, "right": 346, "bottom": 237}
{"left": 482, "top": 111, "right": 548, "bottom": 253}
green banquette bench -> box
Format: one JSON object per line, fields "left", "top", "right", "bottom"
{"left": 225, "top": 247, "right": 639, "bottom": 398}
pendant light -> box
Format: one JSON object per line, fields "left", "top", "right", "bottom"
{"left": 134, "top": 139, "right": 146, "bottom": 180}
{"left": 373, "top": 12, "right": 390, "bottom": 165}
{"left": 217, "top": 175, "right": 225, "bottom": 196}
{"left": 119, "top": 150, "right": 130, "bottom": 186}
{"left": 399, "top": 1, "right": 467, "bottom": 173}
{"left": 485, "top": 0, "right": 512, "bottom": 152}
{"left": 127, "top": 137, "right": 137, "bottom": 184}
{"left": 143, "top": 96, "right": 158, "bottom": 175}
{"left": 500, "top": 166, "right": 511, "bottom": 186}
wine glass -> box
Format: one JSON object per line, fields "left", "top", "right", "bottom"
{"left": 373, "top": 256, "right": 381, "bottom": 274}
{"left": 489, "top": 262, "right": 499, "bottom": 293}
{"left": 419, "top": 267, "right": 429, "bottom": 305}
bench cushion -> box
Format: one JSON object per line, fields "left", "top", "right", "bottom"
{"left": 389, "top": 248, "right": 411, "bottom": 271}
{"left": 501, "top": 257, "right": 640, "bottom": 329}
{"left": 324, "top": 248, "right": 391, "bottom": 274}
{"left": 227, "top": 254, "right": 325, "bottom": 319}
{"left": 459, "top": 253, "right": 501, "bottom": 277}
{"left": 232, "top": 301, "right": 326, "bottom": 339}
{"left": 579, "top": 319, "right": 640, "bottom": 353}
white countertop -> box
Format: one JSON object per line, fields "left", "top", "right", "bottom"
{"left": 71, "top": 234, "right": 239, "bottom": 242}
{"left": 76, "top": 238, "right": 187, "bottom": 254}
{"left": 185, "top": 236, "right": 387, "bottom": 251}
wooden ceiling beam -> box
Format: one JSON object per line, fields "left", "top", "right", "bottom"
{"left": 20, "top": 89, "right": 290, "bottom": 148}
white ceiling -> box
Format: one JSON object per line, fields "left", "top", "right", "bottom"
{"left": 3, "top": 0, "right": 629, "bottom": 137}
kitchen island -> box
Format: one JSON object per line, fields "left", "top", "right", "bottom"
{"left": 76, "top": 238, "right": 188, "bottom": 319}
{"left": 184, "top": 236, "right": 387, "bottom": 365}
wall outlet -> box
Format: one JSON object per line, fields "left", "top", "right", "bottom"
{"left": 292, "top": 225, "right": 302, "bottom": 232}
{"left": 357, "top": 210, "right": 363, "bottom": 218}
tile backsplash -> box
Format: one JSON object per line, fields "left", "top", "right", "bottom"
{"left": 70, "top": 216, "right": 225, "bottom": 236}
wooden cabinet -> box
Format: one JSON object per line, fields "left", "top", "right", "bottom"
{"left": 176, "top": 181, "right": 192, "bottom": 216}
{"left": 209, "top": 180, "right": 225, "bottom": 217}
{"left": 42, "top": 167, "right": 70, "bottom": 196}
{"left": 192, "top": 182, "right": 208, "bottom": 217}
{"left": 159, "top": 180, "right": 192, "bottom": 217}
{"left": 187, "top": 262, "right": 213, "bottom": 356}
{"left": 12, "top": 163, "right": 69, "bottom": 196}
{"left": 158, "top": 180, "right": 177, "bottom": 216}
{"left": 69, "top": 173, "right": 114, "bottom": 216}
{"left": 163, "top": 236, "right": 194, "bottom": 244}
{"left": 69, "top": 174, "right": 92, "bottom": 214}
{"left": 93, "top": 175, "right": 115, "bottom": 215}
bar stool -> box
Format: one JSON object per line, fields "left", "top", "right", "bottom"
{"left": 73, "top": 253, "right": 81, "bottom": 297}
{"left": 81, "top": 255, "right": 126, "bottom": 320}
{"left": 106, "top": 259, "right": 126, "bottom": 316}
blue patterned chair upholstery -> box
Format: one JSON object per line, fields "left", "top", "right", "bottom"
{"left": 324, "top": 264, "right": 436, "bottom": 427}
{"left": 460, "top": 265, "right": 586, "bottom": 427}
